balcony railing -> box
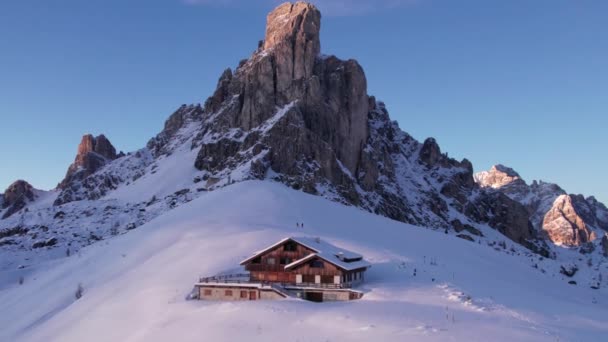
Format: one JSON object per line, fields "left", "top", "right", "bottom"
{"left": 197, "top": 273, "right": 354, "bottom": 289}
{"left": 198, "top": 273, "right": 250, "bottom": 283}
{"left": 283, "top": 282, "right": 352, "bottom": 289}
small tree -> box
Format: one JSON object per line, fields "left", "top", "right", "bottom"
{"left": 18, "top": 276, "right": 24, "bottom": 285}
{"left": 75, "top": 283, "right": 84, "bottom": 300}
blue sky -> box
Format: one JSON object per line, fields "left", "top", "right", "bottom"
{"left": 1, "top": 0, "right": 607, "bottom": 203}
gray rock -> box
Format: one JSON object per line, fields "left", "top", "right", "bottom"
{"left": 419, "top": 138, "right": 442, "bottom": 167}
{"left": 1, "top": 180, "right": 36, "bottom": 219}
{"left": 466, "top": 191, "right": 534, "bottom": 244}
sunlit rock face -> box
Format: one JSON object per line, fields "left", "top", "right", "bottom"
{"left": 59, "top": 134, "right": 119, "bottom": 190}
{"left": 476, "top": 164, "right": 608, "bottom": 247}
{"left": 543, "top": 195, "right": 596, "bottom": 246}
{"left": 475, "top": 164, "right": 527, "bottom": 191}
{"left": 55, "top": 134, "right": 121, "bottom": 205}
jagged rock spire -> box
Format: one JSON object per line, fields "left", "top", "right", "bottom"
{"left": 263, "top": 2, "right": 321, "bottom": 83}
{"left": 197, "top": 1, "right": 368, "bottom": 176}
{"left": 75, "top": 134, "right": 117, "bottom": 164}
{"left": 58, "top": 134, "right": 119, "bottom": 189}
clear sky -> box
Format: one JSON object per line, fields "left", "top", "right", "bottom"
{"left": 1, "top": 0, "right": 607, "bottom": 203}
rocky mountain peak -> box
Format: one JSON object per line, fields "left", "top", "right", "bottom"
{"left": 1, "top": 180, "right": 36, "bottom": 219}
{"left": 187, "top": 1, "right": 541, "bottom": 250}
{"left": 475, "top": 164, "right": 525, "bottom": 189}
{"left": 194, "top": 1, "right": 368, "bottom": 179}
{"left": 264, "top": 2, "right": 320, "bottom": 54}
{"left": 58, "top": 134, "right": 120, "bottom": 190}
{"left": 75, "top": 134, "right": 117, "bottom": 165}
{"left": 261, "top": 2, "right": 321, "bottom": 91}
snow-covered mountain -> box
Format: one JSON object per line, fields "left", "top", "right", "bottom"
{"left": 1, "top": 0, "right": 607, "bottom": 278}
{"left": 1, "top": 3, "right": 608, "bottom": 340}
{"left": 476, "top": 165, "right": 608, "bottom": 250}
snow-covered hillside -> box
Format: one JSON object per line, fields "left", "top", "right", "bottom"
{"left": 1, "top": 181, "right": 606, "bottom": 341}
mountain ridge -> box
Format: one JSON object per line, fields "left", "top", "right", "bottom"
{"left": 476, "top": 164, "right": 608, "bottom": 247}
{"left": 0, "top": 1, "right": 606, "bottom": 279}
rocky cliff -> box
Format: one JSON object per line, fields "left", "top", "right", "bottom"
{"left": 476, "top": 164, "right": 608, "bottom": 247}
{"left": 54, "top": 134, "right": 124, "bottom": 205}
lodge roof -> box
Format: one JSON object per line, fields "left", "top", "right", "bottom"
{"left": 239, "top": 236, "right": 371, "bottom": 272}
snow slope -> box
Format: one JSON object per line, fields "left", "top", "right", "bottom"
{"left": 1, "top": 181, "right": 607, "bottom": 341}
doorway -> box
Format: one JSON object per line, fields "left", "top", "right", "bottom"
{"left": 304, "top": 292, "right": 323, "bottom": 302}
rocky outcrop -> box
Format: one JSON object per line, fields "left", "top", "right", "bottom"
{"left": 1, "top": 180, "right": 36, "bottom": 219}
{"left": 570, "top": 195, "right": 608, "bottom": 232}
{"left": 59, "top": 134, "right": 119, "bottom": 189}
{"left": 466, "top": 191, "right": 534, "bottom": 244}
{"left": 55, "top": 134, "right": 124, "bottom": 205}
{"left": 543, "top": 195, "right": 596, "bottom": 246}
{"left": 602, "top": 235, "right": 608, "bottom": 257}
{"left": 418, "top": 138, "right": 443, "bottom": 167}
{"left": 476, "top": 164, "right": 608, "bottom": 247}
{"left": 148, "top": 104, "right": 204, "bottom": 157}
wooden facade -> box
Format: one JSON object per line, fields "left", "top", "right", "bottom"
{"left": 247, "top": 240, "right": 313, "bottom": 283}
{"left": 241, "top": 238, "right": 369, "bottom": 288}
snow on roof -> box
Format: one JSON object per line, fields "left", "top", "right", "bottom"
{"left": 240, "top": 236, "right": 371, "bottom": 272}
{"left": 195, "top": 282, "right": 264, "bottom": 289}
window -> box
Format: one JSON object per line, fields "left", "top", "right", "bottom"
{"left": 251, "top": 257, "right": 261, "bottom": 264}
{"left": 240, "top": 291, "right": 247, "bottom": 298}
{"left": 279, "top": 257, "right": 292, "bottom": 265}
{"left": 203, "top": 289, "right": 212, "bottom": 296}
{"left": 266, "top": 257, "right": 276, "bottom": 265}
{"left": 321, "top": 275, "right": 334, "bottom": 284}
{"left": 225, "top": 290, "right": 233, "bottom": 296}
{"left": 283, "top": 241, "right": 297, "bottom": 251}
{"left": 310, "top": 260, "right": 324, "bottom": 268}
{"left": 302, "top": 274, "right": 315, "bottom": 283}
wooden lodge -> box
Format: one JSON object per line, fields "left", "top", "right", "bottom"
{"left": 195, "top": 237, "right": 371, "bottom": 302}
{"left": 240, "top": 237, "right": 370, "bottom": 287}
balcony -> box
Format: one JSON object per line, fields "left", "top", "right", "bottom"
{"left": 245, "top": 264, "right": 287, "bottom": 272}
